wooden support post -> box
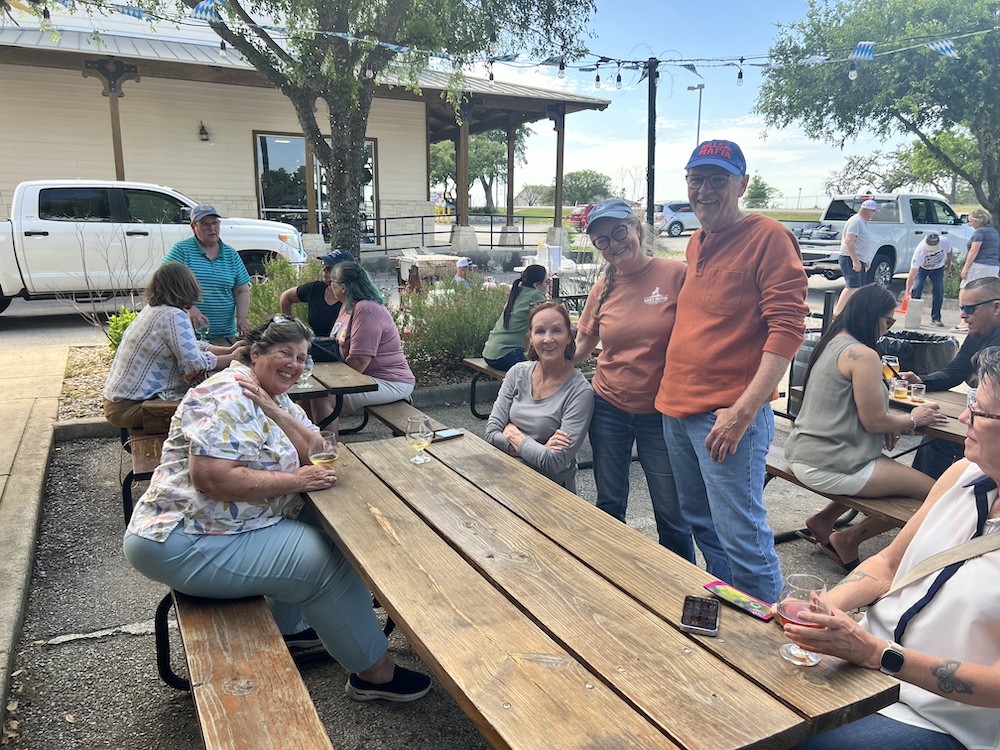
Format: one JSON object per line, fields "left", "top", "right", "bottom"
{"left": 82, "top": 57, "right": 140, "bottom": 181}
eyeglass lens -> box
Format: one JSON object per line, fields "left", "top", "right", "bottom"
{"left": 593, "top": 224, "right": 629, "bottom": 251}
{"left": 685, "top": 174, "right": 732, "bottom": 189}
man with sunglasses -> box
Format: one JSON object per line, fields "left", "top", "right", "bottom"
{"left": 655, "top": 139, "right": 809, "bottom": 603}
{"left": 901, "top": 277, "right": 1000, "bottom": 478}
{"left": 164, "top": 204, "right": 252, "bottom": 345}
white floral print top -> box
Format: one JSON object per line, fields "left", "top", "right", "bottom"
{"left": 127, "top": 362, "right": 316, "bottom": 541}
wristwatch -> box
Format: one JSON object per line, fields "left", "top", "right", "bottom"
{"left": 880, "top": 640, "right": 905, "bottom": 675}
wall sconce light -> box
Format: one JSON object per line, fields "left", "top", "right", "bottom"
{"left": 199, "top": 122, "right": 210, "bottom": 142}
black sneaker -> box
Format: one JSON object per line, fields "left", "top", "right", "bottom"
{"left": 345, "top": 666, "right": 431, "bottom": 702}
{"left": 282, "top": 627, "right": 323, "bottom": 650}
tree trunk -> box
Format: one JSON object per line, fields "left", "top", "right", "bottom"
{"left": 323, "top": 82, "right": 376, "bottom": 253}
{"left": 480, "top": 176, "right": 496, "bottom": 212}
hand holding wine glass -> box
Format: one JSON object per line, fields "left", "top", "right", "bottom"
{"left": 406, "top": 416, "right": 433, "bottom": 465}
{"left": 776, "top": 573, "right": 831, "bottom": 667}
{"left": 309, "top": 430, "right": 340, "bottom": 467}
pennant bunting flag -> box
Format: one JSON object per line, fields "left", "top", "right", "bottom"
{"left": 848, "top": 42, "right": 875, "bottom": 60}
{"left": 681, "top": 63, "right": 700, "bottom": 77}
{"left": 801, "top": 55, "right": 828, "bottom": 65}
{"left": 925, "top": 38, "right": 959, "bottom": 58}
{"left": 189, "top": 0, "right": 220, "bottom": 23}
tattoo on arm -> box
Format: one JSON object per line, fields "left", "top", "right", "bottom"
{"left": 847, "top": 349, "right": 863, "bottom": 361}
{"left": 932, "top": 660, "right": 974, "bottom": 695}
{"left": 834, "top": 570, "right": 876, "bottom": 588}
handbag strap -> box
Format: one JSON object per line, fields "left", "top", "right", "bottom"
{"left": 887, "top": 531, "right": 1000, "bottom": 596}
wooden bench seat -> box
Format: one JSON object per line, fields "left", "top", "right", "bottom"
{"left": 462, "top": 357, "right": 507, "bottom": 419}
{"left": 157, "top": 592, "right": 332, "bottom": 750}
{"left": 364, "top": 400, "right": 447, "bottom": 436}
{"left": 766, "top": 445, "right": 922, "bottom": 527}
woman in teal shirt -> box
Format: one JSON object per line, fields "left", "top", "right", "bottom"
{"left": 482, "top": 265, "right": 549, "bottom": 370}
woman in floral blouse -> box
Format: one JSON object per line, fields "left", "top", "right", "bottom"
{"left": 123, "top": 316, "right": 430, "bottom": 702}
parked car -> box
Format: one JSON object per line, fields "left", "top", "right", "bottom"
{"left": 567, "top": 203, "right": 596, "bottom": 230}
{"left": 654, "top": 201, "right": 701, "bottom": 237}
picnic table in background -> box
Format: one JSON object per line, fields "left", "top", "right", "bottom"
{"left": 305, "top": 432, "right": 898, "bottom": 750}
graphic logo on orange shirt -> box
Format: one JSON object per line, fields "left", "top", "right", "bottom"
{"left": 644, "top": 287, "right": 670, "bottom": 305}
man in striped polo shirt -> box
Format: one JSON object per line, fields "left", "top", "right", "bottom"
{"left": 164, "top": 205, "right": 251, "bottom": 345}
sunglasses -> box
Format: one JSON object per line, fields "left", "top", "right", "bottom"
{"left": 591, "top": 223, "right": 630, "bottom": 251}
{"left": 959, "top": 299, "right": 1000, "bottom": 315}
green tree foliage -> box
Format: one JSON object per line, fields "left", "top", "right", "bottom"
{"left": 757, "top": 0, "right": 1000, "bottom": 223}
{"left": 58, "top": 0, "right": 596, "bottom": 253}
{"left": 563, "top": 169, "right": 612, "bottom": 205}
{"left": 742, "top": 173, "right": 780, "bottom": 208}
{"left": 907, "top": 130, "right": 979, "bottom": 203}
{"left": 823, "top": 148, "right": 916, "bottom": 195}
{"left": 518, "top": 184, "right": 555, "bottom": 206}
{"left": 430, "top": 128, "right": 531, "bottom": 211}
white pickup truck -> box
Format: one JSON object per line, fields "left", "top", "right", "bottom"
{"left": 796, "top": 193, "right": 975, "bottom": 286}
{"left": 0, "top": 180, "right": 308, "bottom": 314}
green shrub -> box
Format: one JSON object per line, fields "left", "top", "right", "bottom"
{"left": 944, "top": 264, "right": 962, "bottom": 299}
{"left": 106, "top": 306, "right": 138, "bottom": 352}
{"left": 392, "top": 276, "right": 509, "bottom": 379}
{"left": 248, "top": 257, "right": 324, "bottom": 330}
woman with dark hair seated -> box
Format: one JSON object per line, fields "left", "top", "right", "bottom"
{"left": 486, "top": 302, "right": 594, "bottom": 492}
{"left": 481, "top": 264, "right": 549, "bottom": 371}
{"left": 102, "top": 262, "right": 244, "bottom": 428}
{"left": 123, "top": 316, "right": 431, "bottom": 702}
{"left": 785, "top": 284, "right": 947, "bottom": 570}
{"left": 279, "top": 250, "right": 354, "bottom": 358}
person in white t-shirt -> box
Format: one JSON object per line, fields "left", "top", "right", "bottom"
{"left": 834, "top": 199, "right": 878, "bottom": 316}
{"left": 905, "top": 233, "right": 953, "bottom": 327}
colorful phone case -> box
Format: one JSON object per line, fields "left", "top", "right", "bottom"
{"left": 703, "top": 580, "right": 774, "bottom": 622}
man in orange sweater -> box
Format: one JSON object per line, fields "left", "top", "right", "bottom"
{"left": 656, "top": 140, "right": 809, "bottom": 603}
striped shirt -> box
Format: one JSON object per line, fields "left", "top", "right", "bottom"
{"left": 163, "top": 236, "right": 250, "bottom": 338}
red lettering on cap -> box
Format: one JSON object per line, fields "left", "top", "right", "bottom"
{"left": 699, "top": 142, "right": 732, "bottom": 160}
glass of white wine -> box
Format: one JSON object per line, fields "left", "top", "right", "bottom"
{"left": 406, "top": 416, "right": 433, "bottom": 465}
{"left": 309, "top": 430, "right": 339, "bottom": 467}
{"left": 297, "top": 355, "right": 315, "bottom": 389}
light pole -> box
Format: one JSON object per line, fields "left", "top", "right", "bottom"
{"left": 687, "top": 84, "right": 705, "bottom": 144}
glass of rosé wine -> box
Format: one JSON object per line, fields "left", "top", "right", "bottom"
{"left": 776, "top": 573, "right": 831, "bottom": 666}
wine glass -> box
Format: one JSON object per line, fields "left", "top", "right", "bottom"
{"left": 405, "top": 416, "right": 433, "bottom": 465}
{"left": 776, "top": 573, "right": 831, "bottom": 667}
{"left": 194, "top": 322, "right": 211, "bottom": 341}
{"left": 309, "top": 430, "right": 339, "bottom": 467}
{"left": 296, "top": 354, "right": 314, "bottom": 389}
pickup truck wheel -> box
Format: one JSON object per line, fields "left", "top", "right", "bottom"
{"left": 667, "top": 221, "right": 684, "bottom": 237}
{"left": 0, "top": 296, "right": 10, "bottom": 314}
{"left": 240, "top": 252, "right": 276, "bottom": 278}
{"left": 869, "top": 252, "right": 894, "bottom": 287}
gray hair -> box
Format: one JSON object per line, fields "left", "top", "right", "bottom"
{"left": 970, "top": 207, "right": 993, "bottom": 225}
{"left": 975, "top": 346, "right": 1000, "bottom": 393}
{"left": 237, "top": 315, "right": 313, "bottom": 365}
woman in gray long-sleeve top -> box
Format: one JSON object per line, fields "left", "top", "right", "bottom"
{"left": 486, "top": 302, "right": 594, "bottom": 492}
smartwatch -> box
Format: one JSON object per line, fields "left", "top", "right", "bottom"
{"left": 879, "top": 640, "right": 905, "bottom": 675}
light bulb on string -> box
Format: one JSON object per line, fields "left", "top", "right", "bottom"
{"left": 848, "top": 62, "right": 858, "bottom": 80}
{"left": 41, "top": 8, "right": 52, "bottom": 30}
{"left": 488, "top": 63, "right": 494, "bottom": 83}
{"left": 219, "top": 40, "right": 227, "bottom": 59}
{"left": 736, "top": 57, "right": 744, "bottom": 86}
{"left": 615, "top": 65, "right": 622, "bottom": 90}
{"left": 594, "top": 71, "right": 601, "bottom": 89}
{"left": 558, "top": 60, "right": 565, "bottom": 79}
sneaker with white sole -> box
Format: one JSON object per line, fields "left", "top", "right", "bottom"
{"left": 282, "top": 627, "right": 323, "bottom": 650}
{"left": 345, "top": 665, "right": 431, "bottom": 702}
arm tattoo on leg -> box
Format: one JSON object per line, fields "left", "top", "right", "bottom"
{"left": 932, "top": 660, "right": 974, "bottom": 695}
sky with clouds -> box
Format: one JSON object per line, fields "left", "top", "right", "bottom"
{"left": 487, "top": 0, "right": 910, "bottom": 208}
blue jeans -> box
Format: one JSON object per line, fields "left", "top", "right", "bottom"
{"left": 911, "top": 266, "right": 945, "bottom": 321}
{"left": 662, "top": 406, "right": 782, "bottom": 603}
{"left": 484, "top": 348, "right": 526, "bottom": 371}
{"left": 123, "top": 506, "right": 386, "bottom": 673}
{"left": 590, "top": 395, "right": 694, "bottom": 559}
{"left": 791, "top": 713, "right": 965, "bottom": 750}
{"left": 839, "top": 254, "right": 868, "bottom": 288}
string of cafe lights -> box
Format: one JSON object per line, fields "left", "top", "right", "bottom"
{"left": 9, "top": 0, "right": 998, "bottom": 88}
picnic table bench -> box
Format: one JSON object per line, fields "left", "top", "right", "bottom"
{"left": 305, "top": 433, "right": 899, "bottom": 749}
{"left": 462, "top": 357, "right": 507, "bottom": 419}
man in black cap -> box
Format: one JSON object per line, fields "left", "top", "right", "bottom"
{"left": 279, "top": 250, "right": 354, "bottom": 337}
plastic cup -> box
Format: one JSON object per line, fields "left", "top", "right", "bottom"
{"left": 893, "top": 379, "right": 909, "bottom": 399}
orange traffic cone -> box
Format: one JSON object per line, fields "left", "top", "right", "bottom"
{"left": 895, "top": 295, "right": 908, "bottom": 315}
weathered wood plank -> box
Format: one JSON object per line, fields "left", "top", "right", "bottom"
{"left": 350, "top": 438, "right": 805, "bottom": 750}
{"left": 364, "top": 401, "right": 447, "bottom": 435}
{"left": 427, "top": 434, "right": 899, "bottom": 738}
{"left": 311, "top": 361, "right": 378, "bottom": 395}
{"left": 307, "top": 448, "right": 678, "bottom": 750}
{"left": 462, "top": 357, "right": 507, "bottom": 381}
{"left": 173, "top": 593, "right": 333, "bottom": 750}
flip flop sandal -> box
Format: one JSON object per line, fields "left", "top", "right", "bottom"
{"left": 819, "top": 541, "right": 860, "bottom": 572}
{"left": 794, "top": 529, "right": 817, "bottom": 544}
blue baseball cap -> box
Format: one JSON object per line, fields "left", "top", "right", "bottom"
{"left": 586, "top": 198, "right": 632, "bottom": 226}
{"left": 317, "top": 249, "right": 354, "bottom": 266}
{"left": 190, "top": 204, "right": 220, "bottom": 223}
{"left": 685, "top": 140, "right": 747, "bottom": 175}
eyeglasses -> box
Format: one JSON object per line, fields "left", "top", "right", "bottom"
{"left": 196, "top": 219, "right": 221, "bottom": 228}
{"left": 591, "top": 223, "right": 630, "bottom": 251}
{"left": 882, "top": 316, "right": 896, "bottom": 329}
{"left": 685, "top": 174, "right": 733, "bottom": 190}
{"left": 968, "top": 399, "right": 1000, "bottom": 426}
{"left": 959, "top": 299, "right": 1000, "bottom": 315}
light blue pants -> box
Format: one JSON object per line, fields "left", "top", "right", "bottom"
{"left": 123, "top": 506, "right": 386, "bottom": 673}
{"left": 662, "top": 406, "right": 783, "bottom": 603}
{"left": 589, "top": 394, "right": 693, "bottom": 559}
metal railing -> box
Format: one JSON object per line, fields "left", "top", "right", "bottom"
{"left": 365, "top": 213, "right": 563, "bottom": 253}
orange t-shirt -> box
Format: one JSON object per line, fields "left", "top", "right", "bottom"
{"left": 655, "top": 214, "right": 808, "bottom": 418}
{"left": 578, "top": 258, "right": 686, "bottom": 413}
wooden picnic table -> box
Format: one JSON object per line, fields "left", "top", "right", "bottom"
{"left": 889, "top": 388, "right": 968, "bottom": 445}
{"left": 308, "top": 361, "right": 378, "bottom": 428}
{"left": 305, "top": 433, "right": 898, "bottom": 750}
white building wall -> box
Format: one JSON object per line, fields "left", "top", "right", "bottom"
{"left": 0, "top": 63, "right": 433, "bottom": 237}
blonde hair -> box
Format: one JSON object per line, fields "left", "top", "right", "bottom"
{"left": 588, "top": 215, "right": 654, "bottom": 322}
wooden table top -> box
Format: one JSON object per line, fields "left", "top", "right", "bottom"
{"left": 306, "top": 433, "right": 898, "bottom": 750}
{"left": 889, "top": 388, "right": 968, "bottom": 444}
{"left": 310, "top": 361, "right": 378, "bottom": 395}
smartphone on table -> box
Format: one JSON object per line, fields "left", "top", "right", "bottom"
{"left": 433, "top": 428, "right": 463, "bottom": 441}
{"left": 679, "top": 595, "right": 720, "bottom": 637}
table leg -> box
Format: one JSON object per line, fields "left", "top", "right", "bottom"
{"left": 318, "top": 395, "right": 345, "bottom": 429}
